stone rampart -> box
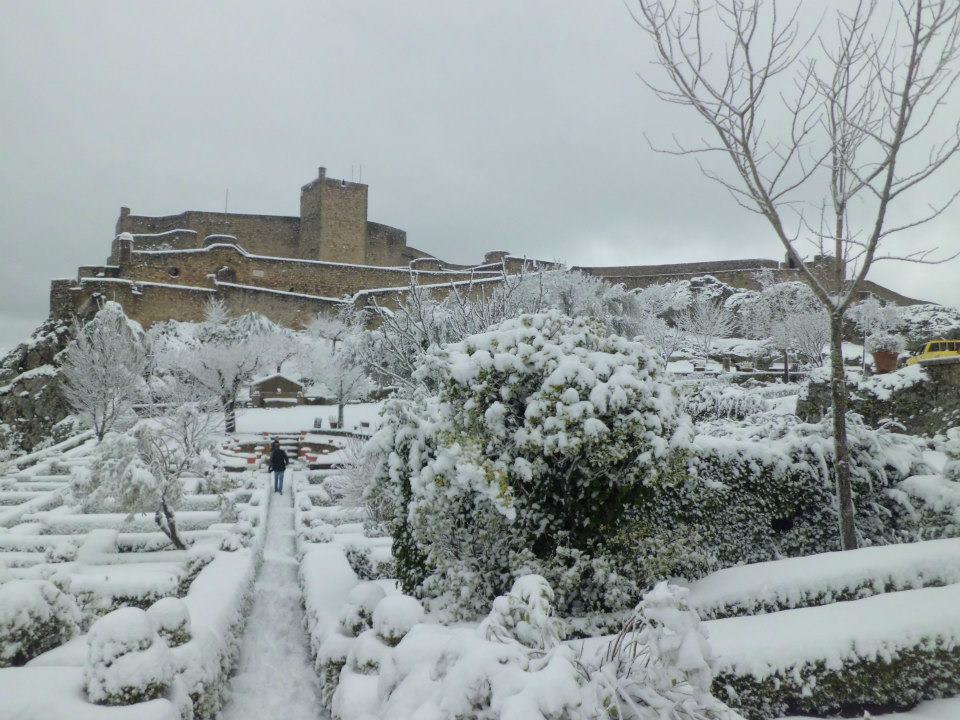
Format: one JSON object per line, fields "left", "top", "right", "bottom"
{"left": 116, "top": 208, "right": 301, "bottom": 259}
{"left": 119, "top": 244, "right": 500, "bottom": 300}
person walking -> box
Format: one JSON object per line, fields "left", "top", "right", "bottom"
{"left": 268, "top": 438, "right": 289, "bottom": 494}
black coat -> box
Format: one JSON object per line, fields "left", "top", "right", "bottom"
{"left": 269, "top": 447, "right": 288, "bottom": 472}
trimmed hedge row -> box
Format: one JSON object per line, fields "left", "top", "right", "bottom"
{"left": 715, "top": 641, "right": 960, "bottom": 719}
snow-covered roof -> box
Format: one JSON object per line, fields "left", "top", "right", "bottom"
{"left": 251, "top": 373, "right": 303, "bottom": 389}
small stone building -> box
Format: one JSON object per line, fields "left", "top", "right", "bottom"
{"left": 250, "top": 374, "right": 304, "bottom": 408}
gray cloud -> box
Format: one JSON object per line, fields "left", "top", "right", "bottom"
{"left": 1, "top": 0, "right": 958, "bottom": 352}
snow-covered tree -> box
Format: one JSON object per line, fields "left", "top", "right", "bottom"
{"left": 781, "top": 309, "right": 830, "bottom": 368}
{"left": 636, "top": 315, "right": 684, "bottom": 361}
{"left": 359, "top": 270, "right": 648, "bottom": 390}
{"left": 70, "top": 430, "right": 187, "bottom": 549}
{"left": 300, "top": 314, "right": 376, "bottom": 427}
{"left": 631, "top": 281, "right": 690, "bottom": 360}
{"left": 307, "top": 305, "right": 365, "bottom": 354}
{"left": 676, "top": 295, "right": 733, "bottom": 365}
{"left": 633, "top": 281, "right": 690, "bottom": 318}
{"left": 158, "top": 299, "right": 275, "bottom": 432}
{"left": 59, "top": 302, "right": 148, "bottom": 441}
{"left": 324, "top": 348, "right": 375, "bottom": 428}
{"left": 632, "top": 0, "right": 960, "bottom": 552}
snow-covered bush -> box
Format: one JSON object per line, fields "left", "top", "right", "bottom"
{"left": 372, "top": 595, "right": 424, "bottom": 647}
{"left": 301, "top": 521, "right": 336, "bottom": 545}
{"left": 712, "top": 584, "right": 960, "bottom": 719}
{"left": 0, "top": 579, "right": 81, "bottom": 666}
{"left": 944, "top": 429, "right": 960, "bottom": 482}
{"left": 84, "top": 607, "right": 174, "bottom": 705}
{"left": 147, "top": 597, "right": 192, "bottom": 647}
{"left": 338, "top": 582, "right": 387, "bottom": 637}
{"left": 327, "top": 438, "right": 391, "bottom": 524}
{"left": 43, "top": 539, "right": 78, "bottom": 564}
{"left": 373, "top": 311, "right": 690, "bottom": 618}
{"left": 868, "top": 332, "right": 906, "bottom": 354}
{"left": 367, "top": 577, "right": 742, "bottom": 720}
{"left": 588, "top": 582, "right": 743, "bottom": 720}
{"left": 683, "top": 382, "right": 769, "bottom": 422}
{"left": 344, "top": 544, "right": 396, "bottom": 581}
{"left": 315, "top": 581, "right": 387, "bottom": 711}
{"left": 478, "top": 574, "right": 564, "bottom": 651}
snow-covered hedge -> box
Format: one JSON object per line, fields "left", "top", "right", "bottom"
{"left": 0, "top": 579, "right": 81, "bottom": 666}
{"left": 330, "top": 576, "right": 743, "bottom": 720}
{"left": 689, "top": 537, "right": 960, "bottom": 619}
{"left": 373, "top": 311, "right": 690, "bottom": 618}
{"left": 84, "top": 607, "right": 174, "bottom": 705}
{"left": 299, "top": 544, "right": 360, "bottom": 711}
{"left": 894, "top": 474, "right": 960, "bottom": 539}
{"left": 644, "top": 416, "right": 931, "bottom": 570}
{"left": 682, "top": 381, "right": 769, "bottom": 422}
{"left": 707, "top": 582, "right": 960, "bottom": 719}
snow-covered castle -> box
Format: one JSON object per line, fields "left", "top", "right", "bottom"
{"left": 49, "top": 168, "right": 922, "bottom": 330}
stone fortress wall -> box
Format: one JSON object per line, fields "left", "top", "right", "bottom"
{"left": 50, "top": 169, "right": 925, "bottom": 331}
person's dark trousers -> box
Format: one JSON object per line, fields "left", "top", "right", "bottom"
{"left": 273, "top": 470, "right": 285, "bottom": 493}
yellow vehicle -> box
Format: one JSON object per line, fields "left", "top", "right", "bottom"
{"left": 906, "top": 339, "right": 960, "bottom": 366}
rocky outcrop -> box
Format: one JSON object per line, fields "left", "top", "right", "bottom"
{"left": 797, "top": 363, "right": 960, "bottom": 436}
{"left": 0, "top": 319, "right": 75, "bottom": 451}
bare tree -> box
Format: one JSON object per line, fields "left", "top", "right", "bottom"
{"left": 59, "top": 301, "right": 148, "bottom": 441}
{"left": 676, "top": 295, "right": 734, "bottom": 364}
{"left": 632, "top": 0, "right": 960, "bottom": 549}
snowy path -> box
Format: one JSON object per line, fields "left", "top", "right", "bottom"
{"left": 219, "top": 472, "right": 324, "bottom": 720}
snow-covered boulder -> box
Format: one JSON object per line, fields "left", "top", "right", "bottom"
{"left": 84, "top": 607, "right": 174, "bottom": 705}
{"left": 0, "top": 579, "right": 81, "bottom": 667}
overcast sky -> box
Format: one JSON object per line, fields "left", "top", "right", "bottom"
{"left": 2, "top": 1, "right": 958, "bottom": 353}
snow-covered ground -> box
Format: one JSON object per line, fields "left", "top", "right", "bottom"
{"left": 219, "top": 473, "right": 323, "bottom": 720}
{"left": 234, "top": 402, "right": 384, "bottom": 434}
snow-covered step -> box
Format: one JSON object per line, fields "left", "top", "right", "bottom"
{"left": 689, "top": 537, "right": 960, "bottom": 619}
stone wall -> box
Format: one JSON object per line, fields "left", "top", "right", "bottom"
{"left": 53, "top": 275, "right": 350, "bottom": 330}
{"left": 797, "top": 363, "right": 960, "bottom": 436}
{"left": 112, "top": 245, "right": 499, "bottom": 300}
{"left": 116, "top": 207, "right": 301, "bottom": 260}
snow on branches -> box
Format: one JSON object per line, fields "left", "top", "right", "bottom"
{"left": 59, "top": 301, "right": 148, "bottom": 441}
{"left": 373, "top": 310, "right": 690, "bottom": 617}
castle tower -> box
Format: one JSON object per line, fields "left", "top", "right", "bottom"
{"left": 299, "top": 167, "right": 369, "bottom": 264}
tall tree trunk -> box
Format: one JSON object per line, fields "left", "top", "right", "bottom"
{"left": 338, "top": 401, "right": 345, "bottom": 429}
{"left": 862, "top": 331, "right": 868, "bottom": 373}
{"left": 782, "top": 349, "right": 789, "bottom": 383}
{"left": 155, "top": 500, "right": 186, "bottom": 550}
{"left": 223, "top": 397, "right": 236, "bottom": 434}
{"left": 830, "top": 313, "right": 858, "bottom": 550}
